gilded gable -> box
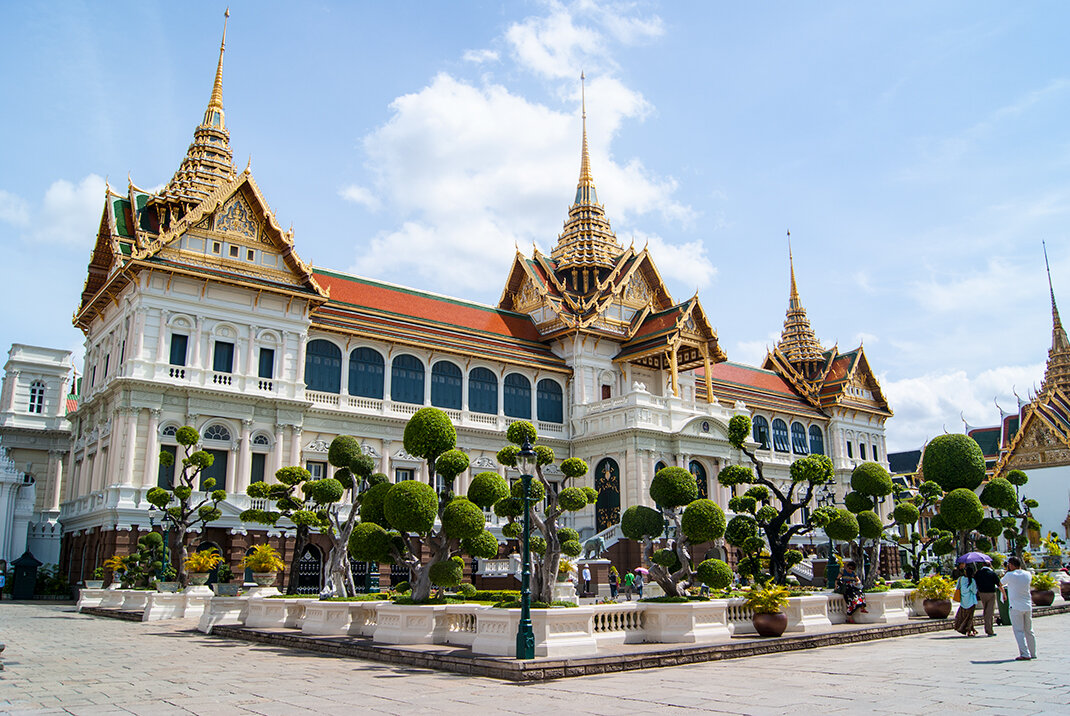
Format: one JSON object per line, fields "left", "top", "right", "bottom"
{"left": 215, "top": 193, "right": 260, "bottom": 242}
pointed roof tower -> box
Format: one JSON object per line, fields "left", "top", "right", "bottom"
{"left": 1040, "top": 240, "right": 1070, "bottom": 395}
{"left": 776, "top": 232, "right": 825, "bottom": 369}
{"left": 550, "top": 73, "right": 623, "bottom": 276}
{"left": 155, "top": 9, "right": 237, "bottom": 214}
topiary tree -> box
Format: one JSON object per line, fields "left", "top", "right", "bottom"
{"left": 240, "top": 464, "right": 325, "bottom": 595}
{"left": 980, "top": 469, "right": 1036, "bottom": 558}
{"left": 939, "top": 487, "right": 984, "bottom": 554}
{"left": 621, "top": 465, "right": 728, "bottom": 597}
{"left": 720, "top": 415, "right": 837, "bottom": 584}
{"left": 495, "top": 421, "right": 593, "bottom": 604}
{"left": 121, "top": 532, "right": 167, "bottom": 588}
{"left": 146, "top": 426, "right": 225, "bottom": 586}
{"left": 840, "top": 461, "right": 919, "bottom": 588}
{"left": 921, "top": 434, "right": 986, "bottom": 491}
{"left": 894, "top": 480, "right": 946, "bottom": 581}
{"left": 348, "top": 407, "right": 503, "bottom": 602}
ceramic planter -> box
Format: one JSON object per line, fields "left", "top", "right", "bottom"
{"left": 922, "top": 598, "right": 952, "bottom": 619}
{"left": 751, "top": 611, "right": 788, "bottom": 637}
{"left": 212, "top": 582, "right": 241, "bottom": 597}
{"left": 251, "top": 572, "right": 277, "bottom": 587}
{"left": 188, "top": 572, "right": 210, "bottom": 586}
{"left": 1030, "top": 589, "right": 1055, "bottom": 607}
{"left": 155, "top": 581, "right": 180, "bottom": 593}
{"left": 84, "top": 580, "right": 105, "bottom": 589}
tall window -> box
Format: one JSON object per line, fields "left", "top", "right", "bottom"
{"left": 537, "top": 379, "right": 563, "bottom": 424}
{"left": 809, "top": 426, "right": 825, "bottom": 455}
{"left": 872, "top": 444, "right": 879, "bottom": 461}
{"left": 752, "top": 416, "right": 770, "bottom": 449}
{"left": 391, "top": 354, "right": 425, "bottom": 404}
{"left": 305, "top": 339, "right": 341, "bottom": 393}
{"left": 689, "top": 460, "right": 708, "bottom": 500}
{"left": 771, "top": 419, "right": 790, "bottom": 452}
{"left": 213, "top": 341, "right": 234, "bottom": 373}
{"left": 860, "top": 443, "right": 867, "bottom": 460}
{"left": 307, "top": 461, "right": 327, "bottom": 479}
{"left": 395, "top": 468, "right": 414, "bottom": 482}
{"left": 430, "top": 361, "right": 462, "bottom": 410}
{"left": 201, "top": 449, "right": 228, "bottom": 491}
{"left": 250, "top": 434, "right": 268, "bottom": 484}
{"left": 790, "top": 422, "right": 808, "bottom": 454}
{"left": 158, "top": 445, "right": 177, "bottom": 488}
{"left": 28, "top": 381, "right": 45, "bottom": 414}
{"left": 469, "top": 367, "right": 497, "bottom": 414}
{"left": 258, "top": 348, "right": 275, "bottom": 379}
{"left": 503, "top": 373, "right": 531, "bottom": 419}
{"left": 847, "top": 441, "right": 854, "bottom": 458}
{"left": 349, "top": 347, "right": 384, "bottom": 399}
{"left": 169, "top": 334, "right": 188, "bottom": 366}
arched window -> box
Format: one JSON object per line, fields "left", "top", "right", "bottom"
{"left": 536, "top": 379, "right": 563, "bottom": 424}
{"left": 28, "top": 381, "right": 45, "bottom": 414}
{"left": 791, "top": 422, "right": 808, "bottom": 454}
{"left": 430, "top": 361, "right": 462, "bottom": 410}
{"left": 391, "top": 354, "right": 424, "bottom": 404}
{"left": 594, "top": 458, "right": 620, "bottom": 532}
{"left": 689, "top": 460, "right": 708, "bottom": 500}
{"left": 251, "top": 434, "right": 270, "bottom": 484}
{"left": 655, "top": 460, "right": 667, "bottom": 474}
{"left": 752, "top": 416, "right": 770, "bottom": 450}
{"left": 348, "top": 347, "right": 384, "bottom": 399}
{"left": 305, "top": 340, "right": 341, "bottom": 393}
{"left": 503, "top": 373, "right": 531, "bottom": 419}
{"left": 771, "top": 419, "right": 790, "bottom": 452}
{"left": 469, "top": 367, "right": 497, "bottom": 414}
{"left": 809, "top": 426, "right": 825, "bottom": 455}
{"left": 202, "top": 424, "right": 232, "bottom": 442}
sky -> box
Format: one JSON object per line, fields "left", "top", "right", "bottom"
{"left": 1, "top": 1, "right": 1069, "bottom": 453}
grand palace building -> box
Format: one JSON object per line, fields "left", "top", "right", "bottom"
{"left": 6, "top": 22, "right": 896, "bottom": 590}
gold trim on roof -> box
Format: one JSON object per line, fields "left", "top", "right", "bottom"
{"left": 1040, "top": 240, "right": 1070, "bottom": 396}
{"left": 776, "top": 238, "right": 825, "bottom": 367}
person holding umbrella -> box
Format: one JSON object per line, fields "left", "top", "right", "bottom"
{"left": 953, "top": 563, "right": 979, "bottom": 636}
{"left": 962, "top": 553, "right": 1001, "bottom": 636}
{"left": 634, "top": 567, "right": 646, "bottom": 599}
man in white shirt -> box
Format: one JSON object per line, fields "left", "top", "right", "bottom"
{"left": 999, "top": 556, "right": 1036, "bottom": 660}
{"left": 581, "top": 565, "right": 592, "bottom": 595}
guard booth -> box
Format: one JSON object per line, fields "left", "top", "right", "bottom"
{"left": 11, "top": 551, "right": 42, "bottom": 600}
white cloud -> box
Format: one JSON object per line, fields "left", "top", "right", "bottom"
{"left": 731, "top": 332, "right": 781, "bottom": 366}
{"left": 0, "top": 189, "right": 30, "bottom": 226}
{"left": 0, "top": 175, "right": 105, "bottom": 247}
{"left": 339, "top": 184, "right": 380, "bottom": 211}
{"left": 633, "top": 231, "right": 716, "bottom": 294}
{"left": 463, "top": 49, "right": 499, "bottom": 64}
{"left": 910, "top": 255, "right": 1040, "bottom": 314}
{"left": 882, "top": 363, "right": 1043, "bottom": 452}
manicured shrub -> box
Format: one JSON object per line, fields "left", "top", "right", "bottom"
{"left": 467, "top": 471, "right": 509, "bottom": 509}
{"left": 681, "top": 499, "right": 727, "bottom": 543}
{"left": 1006, "top": 469, "right": 1028, "bottom": 486}
{"left": 501, "top": 521, "right": 522, "bottom": 539}
{"left": 729, "top": 495, "right": 757, "bottom": 514}
{"left": 939, "top": 488, "right": 984, "bottom": 532}
{"left": 724, "top": 514, "right": 758, "bottom": 546}
{"left": 581, "top": 486, "right": 598, "bottom": 502}
{"left": 695, "top": 558, "right": 733, "bottom": 589}
{"left": 559, "top": 528, "right": 580, "bottom": 544}
{"left": 650, "top": 466, "right": 698, "bottom": 508}
{"left": 429, "top": 556, "right": 465, "bottom": 588}
{"left": 383, "top": 480, "right": 438, "bottom": 534}
{"left": 510, "top": 477, "right": 546, "bottom": 502}
{"left": 856, "top": 510, "right": 883, "bottom": 539}
{"left": 506, "top": 420, "right": 538, "bottom": 446}
{"left": 561, "top": 539, "right": 582, "bottom": 557}
{"left": 893, "top": 502, "right": 921, "bottom": 525}
{"left": 921, "top": 434, "right": 986, "bottom": 491}
{"left": 979, "top": 477, "right": 1017, "bottom": 512}
{"left": 621, "top": 505, "right": 664, "bottom": 540}
{"left": 349, "top": 522, "right": 394, "bottom": 563}
{"left": 359, "top": 482, "right": 392, "bottom": 525}
{"left": 851, "top": 461, "right": 893, "bottom": 497}
{"left": 530, "top": 535, "right": 546, "bottom": 554}
{"left": 844, "top": 491, "right": 874, "bottom": 513}
{"left": 441, "top": 498, "right": 485, "bottom": 540}
{"left": 824, "top": 508, "right": 859, "bottom": 542}
{"left": 461, "top": 530, "right": 500, "bottom": 559}
{"left": 977, "top": 517, "right": 1003, "bottom": 539}
{"left": 394, "top": 580, "right": 411, "bottom": 593}
{"left": 653, "top": 548, "right": 681, "bottom": 572}
{"left": 744, "top": 485, "right": 770, "bottom": 501}
{"left": 456, "top": 582, "right": 478, "bottom": 597}
{"left": 327, "top": 435, "right": 361, "bottom": 470}
{"left": 717, "top": 464, "right": 753, "bottom": 486}
{"left": 403, "top": 407, "right": 456, "bottom": 461}
{"left": 755, "top": 505, "right": 778, "bottom": 525}
{"left": 557, "top": 486, "right": 588, "bottom": 511}
{"left": 728, "top": 414, "right": 751, "bottom": 447}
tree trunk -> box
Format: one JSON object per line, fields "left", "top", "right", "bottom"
{"left": 286, "top": 525, "right": 310, "bottom": 595}
{"left": 325, "top": 539, "right": 351, "bottom": 598}
{"left": 175, "top": 523, "right": 190, "bottom": 587}
{"left": 409, "top": 535, "right": 452, "bottom": 602}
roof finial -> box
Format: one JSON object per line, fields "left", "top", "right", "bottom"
{"left": 575, "top": 71, "right": 596, "bottom": 204}
{"left": 203, "top": 8, "right": 229, "bottom": 129}
{"left": 788, "top": 229, "right": 798, "bottom": 300}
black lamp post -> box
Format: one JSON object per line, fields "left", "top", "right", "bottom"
{"left": 817, "top": 484, "right": 838, "bottom": 589}
{"left": 149, "top": 512, "right": 170, "bottom": 581}
{"left": 515, "top": 438, "right": 536, "bottom": 660}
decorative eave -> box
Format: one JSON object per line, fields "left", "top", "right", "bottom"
{"left": 820, "top": 346, "right": 893, "bottom": 416}
{"left": 992, "top": 390, "right": 1070, "bottom": 477}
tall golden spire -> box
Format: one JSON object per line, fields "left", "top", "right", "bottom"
{"left": 776, "top": 231, "right": 825, "bottom": 369}
{"left": 156, "top": 9, "right": 237, "bottom": 212}
{"left": 1040, "top": 240, "right": 1070, "bottom": 394}
{"left": 550, "top": 72, "right": 622, "bottom": 276}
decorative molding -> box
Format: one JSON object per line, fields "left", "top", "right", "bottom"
{"left": 471, "top": 456, "right": 497, "bottom": 469}
{"left": 305, "top": 439, "right": 330, "bottom": 453}
{"left": 360, "top": 443, "right": 380, "bottom": 458}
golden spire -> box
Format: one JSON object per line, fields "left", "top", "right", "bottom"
{"left": 156, "top": 9, "right": 237, "bottom": 212}
{"left": 1040, "top": 240, "right": 1070, "bottom": 394}
{"left": 550, "top": 72, "right": 622, "bottom": 275}
{"left": 203, "top": 7, "right": 229, "bottom": 129}
{"left": 776, "top": 231, "right": 825, "bottom": 369}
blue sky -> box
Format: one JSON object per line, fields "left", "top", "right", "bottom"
{"left": 2, "top": 1, "right": 1068, "bottom": 452}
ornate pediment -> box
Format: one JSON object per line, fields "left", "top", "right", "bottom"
{"left": 215, "top": 193, "right": 260, "bottom": 242}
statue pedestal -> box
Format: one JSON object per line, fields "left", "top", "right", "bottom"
{"left": 576, "top": 559, "right": 611, "bottom": 598}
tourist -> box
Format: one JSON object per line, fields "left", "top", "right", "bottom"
{"left": 582, "top": 564, "right": 592, "bottom": 595}
{"left": 634, "top": 570, "right": 644, "bottom": 599}
{"left": 953, "top": 564, "right": 978, "bottom": 636}
{"left": 999, "top": 556, "right": 1036, "bottom": 660}
{"left": 974, "top": 561, "right": 1000, "bottom": 636}
{"left": 623, "top": 570, "right": 634, "bottom": 600}
{"left": 837, "top": 560, "right": 867, "bottom": 624}
{"left": 608, "top": 566, "right": 619, "bottom": 599}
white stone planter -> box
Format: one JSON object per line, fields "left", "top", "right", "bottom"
{"left": 443, "top": 604, "right": 485, "bottom": 647}
{"left": 99, "top": 589, "right": 129, "bottom": 609}
{"left": 643, "top": 600, "right": 730, "bottom": 643}
{"left": 183, "top": 584, "right": 213, "bottom": 596}
{"left": 782, "top": 595, "right": 832, "bottom": 632}
{"left": 347, "top": 601, "right": 388, "bottom": 637}
{"left": 197, "top": 596, "right": 250, "bottom": 634}
{"left": 470, "top": 606, "right": 599, "bottom": 657}
{"left": 853, "top": 589, "right": 911, "bottom": 624}
{"left": 301, "top": 601, "right": 353, "bottom": 636}
{"left": 553, "top": 581, "right": 579, "bottom": 605}
{"left": 245, "top": 598, "right": 293, "bottom": 629}
{"left": 373, "top": 604, "right": 448, "bottom": 645}
{"left": 590, "top": 602, "right": 643, "bottom": 646}
{"left": 120, "top": 590, "right": 152, "bottom": 612}
{"left": 183, "top": 593, "right": 211, "bottom": 619}
{"left": 77, "top": 588, "right": 106, "bottom": 611}
{"left": 142, "top": 593, "right": 188, "bottom": 621}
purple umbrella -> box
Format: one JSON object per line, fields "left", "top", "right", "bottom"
{"left": 956, "top": 552, "right": 992, "bottom": 564}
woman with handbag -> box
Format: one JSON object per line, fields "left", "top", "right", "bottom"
{"left": 953, "top": 564, "right": 979, "bottom": 636}
{"left": 836, "top": 561, "right": 867, "bottom": 623}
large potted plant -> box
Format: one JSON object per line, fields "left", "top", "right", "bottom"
{"left": 242, "top": 545, "right": 285, "bottom": 587}
{"left": 212, "top": 562, "right": 240, "bottom": 597}
{"left": 184, "top": 549, "right": 224, "bottom": 586}
{"left": 743, "top": 582, "right": 791, "bottom": 637}
{"left": 911, "top": 575, "right": 954, "bottom": 618}
{"left": 155, "top": 563, "right": 179, "bottom": 592}
{"left": 85, "top": 567, "right": 105, "bottom": 590}
{"left": 1030, "top": 572, "right": 1057, "bottom": 607}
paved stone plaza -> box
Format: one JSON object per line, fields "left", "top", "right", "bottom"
{"left": 1, "top": 602, "right": 1068, "bottom": 715}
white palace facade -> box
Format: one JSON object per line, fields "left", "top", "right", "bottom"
{"left": 45, "top": 22, "right": 893, "bottom": 588}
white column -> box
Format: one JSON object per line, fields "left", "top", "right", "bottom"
{"left": 237, "top": 419, "right": 252, "bottom": 495}
{"left": 497, "top": 369, "right": 505, "bottom": 417}
{"left": 529, "top": 376, "right": 538, "bottom": 424}
{"left": 383, "top": 358, "right": 393, "bottom": 402}
{"left": 121, "top": 408, "right": 137, "bottom": 486}
{"left": 461, "top": 369, "right": 469, "bottom": 412}
{"left": 245, "top": 326, "right": 258, "bottom": 379}
{"left": 424, "top": 358, "right": 432, "bottom": 406}
{"left": 296, "top": 336, "right": 307, "bottom": 386}
{"left": 48, "top": 450, "right": 64, "bottom": 512}
{"left": 273, "top": 424, "right": 285, "bottom": 474}
{"left": 91, "top": 448, "right": 105, "bottom": 493}
{"left": 382, "top": 439, "right": 392, "bottom": 481}
{"left": 340, "top": 347, "right": 350, "bottom": 397}
{"left": 155, "top": 310, "right": 170, "bottom": 363}
{"left": 191, "top": 316, "right": 203, "bottom": 368}
{"left": 63, "top": 446, "right": 78, "bottom": 503}
{"left": 290, "top": 426, "right": 303, "bottom": 468}
{"left": 142, "top": 410, "right": 160, "bottom": 488}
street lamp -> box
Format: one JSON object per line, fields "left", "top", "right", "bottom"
{"left": 515, "top": 438, "right": 536, "bottom": 660}
{"left": 817, "top": 484, "right": 838, "bottom": 589}
{"left": 148, "top": 511, "right": 170, "bottom": 580}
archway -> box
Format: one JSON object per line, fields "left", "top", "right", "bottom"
{"left": 195, "top": 540, "right": 224, "bottom": 585}
{"left": 594, "top": 458, "right": 620, "bottom": 533}
{"left": 689, "top": 460, "right": 708, "bottom": 500}
{"left": 296, "top": 545, "right": 323, "bottom": 595}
